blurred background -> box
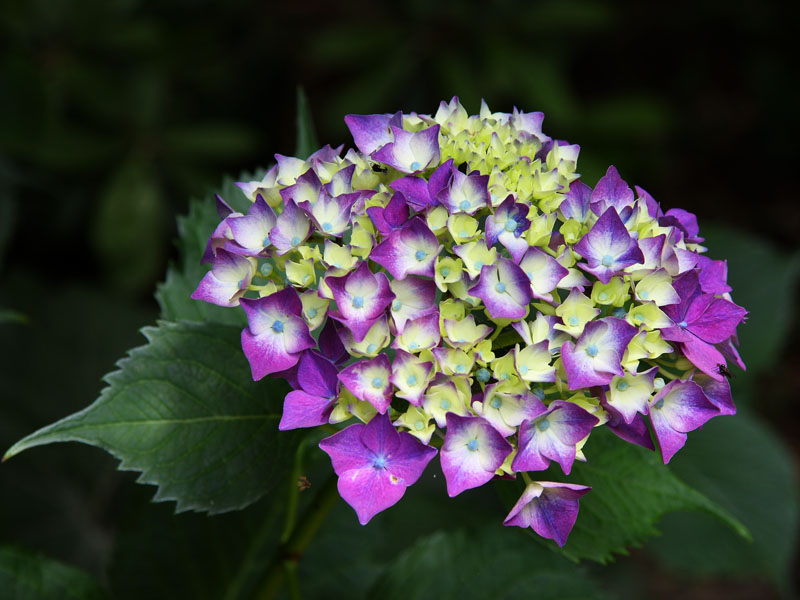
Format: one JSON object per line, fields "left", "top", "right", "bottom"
{"left": 0, "top": 0, "right": 797, "bottom": 598}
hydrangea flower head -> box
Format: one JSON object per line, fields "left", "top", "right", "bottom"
{"left": 194, "top": 98, "right": 747, "bottom": 545}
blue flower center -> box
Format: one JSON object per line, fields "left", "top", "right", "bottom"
{"left": 504, "top": 219, "right": 517, "bottom": 232}
{"left": 537, "top": 418, "right": 550, "bottom": 432}
{"left": 307, "top": 307, "right": 318, "bottom": 318}
{"left": 616, "top": 380, "right": 630, "bottom": 391}
{"left": 373, "top": 455, "right": 387, "bottom": 469}
{"left": 678, "top": 320, "right": 688, "bottom": 328}
{"left": 371, "top": 377, "right": 384, "bottom": 389}
{"left": 639, "top": 290, "right": 649, "bottom": 299}
{"left": 392, "top": 299, "right": 402, "bottom": 311}
{"left": 352, "top": 296, "right": 364, "bottom": 308}
{"left": 322, "top": 222, "right": 332, "bottom": 232}
{"left": 410, "top": 161, "right": 421, "bottom": 171}
{"left": 406, "top": 375, "right": 417, "bottom": 386}
{"left": 586, "top": 344, "right": 599, "bottom": 357}
{"left": 260, "top": 262, "right": 273, "bottom": 276}
{"left": 415, "top": 249, "right": 426, "bottom": 261}
{"left": 440, "top": 399, "right": 451, "bottom": 410}
{"left": 613, "top": 308, "right": 627, "bottom": 318}
{"left": 409, "top": 342, "right": 419, "bottom": 350}
{"left": 533, "top": 387, "right": 545, "bottom": 400}
{"left": 598, "top": 291, "right": 609, "bottom": 301}
{"left": 519, "top": 365, "right": 529, "bottom": 374}
{"left": 262, "top": 235, "right": 271, "bottom": 247}
{"left": 291, "top": 236, "right": 300, "bottom": 246}
{"left": 271, "top": 320, "right": 284, "bottom": 333}
{"left": 366, "top": 343, "right": 377, "bottom": 354}
{"left": 653, "top": 398, "right": 664, "bottom": 410}
{"left": 441, "top": 267, "right": 450, "bottom": 277}
{"left": 414, "top": 421, "right": 424, "bottom": 430}
{"left": 476, "top": 368, "right": 490, "bottom": 383}
{"left": 601, "top": 254, "right": 614, "bottom": 267}
{"left": 456, "top": 364, "right": 465, "bottom": 373}
{"left": 459, "top": 200, "right": 470, "bottom": 211}
{"left": 526, "top": 271, "right": 533, "bottom": 280}
{"left": 467, "top": 439, "right": 479, "bottom": 452}
{"left": 635, "top": 313, "right": 645, "bottom": 322}
{"left": 569, "top": 316, "right": 579, "bottom": 326}
{"left": 490, "top": 397, "right": 502, "bottom": 409}
{"left": 495, "top": 281, "right": 507, "bottom": 293}
{"left": 475, "top": 261, "right": 484, "bottom": 270}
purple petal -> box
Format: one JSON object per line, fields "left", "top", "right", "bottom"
{"left": 279, "top": 390, "right": 337, "bottom": 430}
{"left": 296, "top": 349, "right": 339, "bottom": 398}
{"left": 590, "top": 165, "right": 634, "bottom": 216}
{"left": 469, "top": 258, "right": 533, "bottom": 320}
{"left": 649, "top": 380, "right": 720, "bottom": 463}
{"left": 512, "top": 401, "right": 598, "bottom": 475}
{"left": 372, "top": 125, "right": 441, "bottom": 174}
{"left": 440, "top": 414, "right": 512, "bottom": 497}
{"left": 561, "top": 318, "right": 637, "bottom": 389}
{"left": 191, "top": 248, "right": 253, "bottom": 307}
{"left": 389, "top": 276, "right": 437, "bottom": 331}
{"left": 504, "top": 481, "right": 591, "bottom": 547}
{"left": 559, "top": 181, "right": 592, "bottom": 223}
{"left": 326, "top": 262, "right": 395, "bottom": 342}
{"left": 693, "top": 373, "right": 736, "bottom": 416}
{"left": 337, "top": 354, "right": 393, "bottom": 413}
{"left": 344, "top": 111, "right": 403, "bottom": 155}
{"left": 389, "top": 176, "right": 434, "bottom": 211}
{"left": 574, "top": 207, "right": 644, "bottom": 284}
{"left": 370, "top": 217, "right": 441, "bottom": 279}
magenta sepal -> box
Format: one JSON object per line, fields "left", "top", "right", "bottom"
{"left": 503, "top": 481, "right": 591, "bottom": 547}
{"left": 589, "top": 165, "right": 635, "bottom": 216}
{"left": 469, "top": 258, "right": 533, "bottom": 320}
{"left": 279, "top": 350, "right": 340, "bottom": 430}
{"left": 573, "top": 207, "right": 644, "bottom": 284}
{"left": 239, "top": 288, "right": 315, "bottom": 380}
{"left": 512, "top": 401, "right": 599, "bottom": 475}
{"left": 369, "top": 217, "right": 442, "bottom": 280}
{"left": 319, "top": 413, "right": 437, "bottom": 525}
{"left": 366, "top": 192, "right": 410, "bottom": 236}
{"left": 344, "top": 111, "right": 403, "bottom": 155}
{"left": 326, "top": 261, "right": 395, "bottom": 342}
{"left": 337, "top": 354, "right": 393, "bottom": 414}
{"left": 648, "top": 379, "right": 720, "bottom": 463}
{"left": 191, "top": 248, "right": 253, "bottom": 307}
{"left": 440, "top": 414, "right": 513, "bottom": 497}
{"left": 561, "top": 318, "right": 638, "bottom": 390}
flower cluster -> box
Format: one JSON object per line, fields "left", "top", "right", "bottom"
{"left": 192, "top": 98, "right": 746, "bottom": 546}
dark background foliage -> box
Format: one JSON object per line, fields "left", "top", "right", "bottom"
{"left": 0, "top": 0, "right": 798, "bottom": 598}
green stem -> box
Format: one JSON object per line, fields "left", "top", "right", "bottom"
{"left": 252, "top": 475, "right": 339, "bottom": 600}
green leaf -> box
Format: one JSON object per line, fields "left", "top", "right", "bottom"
{"left": 509, "top": 428, "right": 749, "bottom": 563}
{"left": 369, "top": 527, "right": 611, "bottom": 600}
{"left": 4, "top": 320, "right": 302, "bottom": 514}
{"left": 155, "top": 176, "right": 252, "bottom": 325}
{"left": 295, "top": 86, "right": 319, "bottom": 159}
{"left": 0, "top": 545, "right": 108, "bottom": 600}
{"left": 648, "top": 415, "right": 798, "bottom": 591}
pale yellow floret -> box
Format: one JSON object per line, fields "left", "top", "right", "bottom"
{"left": 300, "top": 292, "right": 328, "bottom": 330}
{"left": 435, "top": 256, "right": 464, "bottom": 292}
{"left": 286, "top": 259, "right": 317, "bottom": 289}
{"left": 329, "top": 389, "right": 377, "bottom": 425}
{"left": 393, "top": 406, "right": 436, "bottom": 444}
{"left": 554, "top": 290, "right": 600, "bottom": 337}
{"left": 625, "top": 303, "right": 672, "bottom": 331}
{"left": 591, "top": 277, "right": 630, "bottom": 307}
{"left": 427, "top": 205, "right": 449, "bottom": 234}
